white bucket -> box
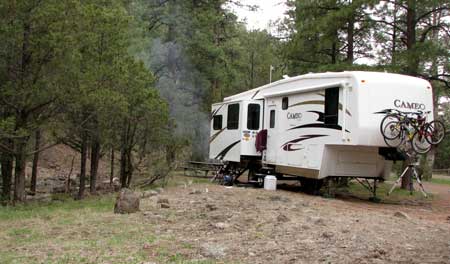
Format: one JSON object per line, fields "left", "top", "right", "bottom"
{"left": 264, "top": 175, "right": 277, "bottom": 191}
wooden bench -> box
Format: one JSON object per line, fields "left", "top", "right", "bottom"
{"left": 180, "top": 161, "right": 223, "bottom": 178}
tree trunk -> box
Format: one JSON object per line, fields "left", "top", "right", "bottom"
{"left": 120, "top": 139, "right": 127, "bottom": 188}
{"left": 66, "top": 156, "right": 75, "bottom": 193}
{"left": 391, "top": 1, "right": 398, "bottom": 65}
{"left": 405, "top": 0, "right": 418, "bottom": 75}
{"left": 1, "top": 150, "right": 14, "bottom": 202}
{"left": 30, "top": 129, "right": 41, "bottom": 194}
{"left": 13, "top": 140, "right": 27, "bottom": 202}
{"left": 89, "top": 138, "right": 100, "bottom": 194}
{"left": 346, "top": 16, "right": 354, "bottom": 64}
{"left": 110, "top": 148, "right": 114, "bottom": 185}
{"left": 126, "top": 149, "right": 133, "bottom": 187}
{"left": 331, "top": 41, "right": 337, "bottom": 64}
{"left": 78, "top": 129, "right": 88, "bottom": 199}
{"left": 400, "top": 160, "right": 413, "bottom": 189}
{"left": 250, "top": 50, "right": 255, "bottom": 88}
{"left": 401, "top": 0, "right": 418, "bottom": 189}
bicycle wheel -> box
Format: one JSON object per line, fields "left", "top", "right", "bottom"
{"left": 425, "top": 120, "right": 446, "bottom": 145}
{"left": 383, "top": 121, "right": 404, "bottom": 147}
{"left": 380, "top": 114, "right": 400, "bottom": 136}
{"left": 411, "top": 131, "right": 432, "bottom": 154}
{"left": 382, "top": 120, "right": 402, "bottom": 140}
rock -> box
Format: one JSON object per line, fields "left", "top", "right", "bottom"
{"left": 269, "top": 195, "right": 291, "bottom": 203}
{"left": 51, "top": 186, "right": 66, "bottom": 193}
{"left": 27, "top": 193, "right": 52, "bottom": 203}
{"left": 201, "top": 243, "right": 226, "bottom": 258}
{"left": 142, "top": 190, "right": 158, "bottom": 198}
{"left": 301, "top": 224, "right": 310, "bottom": 230}
{"left": 155, "top": 187, "right": 164, "bottom": 193}
{"left": 266, "top": 241, "right": 277, "bottom": 248}
{"left": 112, "top": 177, "right": 120, "bottom": 186}
{"left": 157, "top": 197, "right": 169, "bottom": 204}
{"left": 142, "top": 211, "right": 152, "bottom": 216}
{"left": 160, "top": 203, "right": 170, "bottom": 209}
{"left": 206, "top": 204, "right": 217, "bottom": 211}
{"left": 277, "top": 214, "right": 290, "bottom": 223}
{"left": 322, "top": 231, "right": 334, "bottom": 239}
{"left": 114, "top": 188, "right": 140, "bottom": 214}
{"left": 394, "top": 211, "right": 410, "bottom": 219}
{"left": 312, "top": 217, "right": 326, "bottom": 226}
{"left": 214, "top": 222, "right": 230, "bottom": 229}
{"left": 248, "top": 251, "right": 256, "bottom": 257}
{"left": 57, "top": 175, "right": 66, "bottom": 181}
{"left": 189, "top": 189, "right": 202, "bottom": 195}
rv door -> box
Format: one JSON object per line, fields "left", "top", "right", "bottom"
{"left": 266, "top": 105, "right": 278, "bottom": 164}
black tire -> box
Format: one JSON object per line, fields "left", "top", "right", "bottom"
{"left": 382, "top": 120, "right": 402, "bottom": 140}
{"left": 411, "top": 131, "right": 431, "bottom": 154}
{"left": 382, "top": 121, "right": 404, "bottom": 147}
{"left": 380, "top": 114, "right": 400, "bottom": 136}
{"left": 425, "top": 120, "right": 446, "bottom": 145}
{"left": 300, "top": 178, "right": 323, "bottom": 195}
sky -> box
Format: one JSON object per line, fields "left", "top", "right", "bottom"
{"left": 230, "top": 0, "right": 288, "bottom": 31}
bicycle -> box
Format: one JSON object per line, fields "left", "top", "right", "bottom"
{"left": 380, "top": 110, "right": 445, "bottom": 154}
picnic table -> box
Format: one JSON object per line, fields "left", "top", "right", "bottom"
{"left": 180, "top": 161, "right": 223, "bottom": 178}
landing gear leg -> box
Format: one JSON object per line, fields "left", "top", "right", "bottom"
{"left": 356, "top": 178, "right": 380, "bottom": 202}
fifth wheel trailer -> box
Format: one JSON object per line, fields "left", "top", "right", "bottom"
{"left": 208, "top": 71, "right": 434, "bottom": 190}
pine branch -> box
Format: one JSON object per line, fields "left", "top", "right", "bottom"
{"left": 416, "top": 6, "right": 450, "bottom": 24}
{"left": 371, "top": 19, "right": 407, "bottom": 34}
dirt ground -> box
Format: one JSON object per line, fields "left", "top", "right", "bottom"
{"left": 136, "top": 179, "right": 450, "bottom": 264}
{"left": 2, "top": 175, "right": 450, "bottom": 264}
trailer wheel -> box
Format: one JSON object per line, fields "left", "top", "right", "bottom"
{"left": 299, "top": 178, "right": 323, "bottom": 195}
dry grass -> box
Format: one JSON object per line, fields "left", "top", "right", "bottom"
{"left": 0, "top": 179, "right": 215, "bottom": 264}
{"left": 1, "top": 172, "right": 447, "bottom": 263}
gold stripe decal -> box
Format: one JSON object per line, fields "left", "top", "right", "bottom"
{"left": 209, "top": 127, "right": 226, "bottom": 144}
{"left": 289, "top": 100, "right": 352, "bottom": 117}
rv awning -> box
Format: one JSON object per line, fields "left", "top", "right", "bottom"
{"left": 263, "top": 81, "right": 346, "bottom": 98}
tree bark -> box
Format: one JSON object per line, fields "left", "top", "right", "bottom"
{"left": 120, "top": 131, "right": 127, "bottom": 188}
{"left": 110, "top": 148, "right": 114, "bottom": 185}
{"left": 391, "top": 1, "right": 398, "bottom": 65}
{"left": 405, "top": 0, "right": 418, "bottom": 75}
{"left": 89, "top": 138, "right": 100, "bottom": 194}
{"left": 78, "top": 129, "right": 88, "bottom": 199}
{"left": 1, "top": 149, "right": 14, "bottom": 202}
{"left": 400, "top": 160, "right": 413, "bottom": 189}
{"left": 13, "top": 140, "right": 27, "bottom": 202}
{"left": 331, "top": 41, "right": 337, "bottom": 64}
{"left": 346, "top": 16, "right": 354, "bottom": 64}
{"left": 125, "top": 149, "right": 133, "bottom": 187}
{"left": 30, "top": 129, "right": 41, "bottom": 194}
{"left": 401, "top": 0, "right": 418, "bottom": 189}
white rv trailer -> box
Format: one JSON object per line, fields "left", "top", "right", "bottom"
{"left": 209, "top": 71, "right": 434, "bottom": 190}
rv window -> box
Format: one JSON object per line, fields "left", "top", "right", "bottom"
{"left": 227, "top": 104, "right": 240, "bottom": 130}
{"left": 282, "top": 97, "right": 289, "bottom": 110}
{"left": 213, "top": 115, "right": 222, "bottom": 130}
{"left": 269, "top": 110, "right": 275, "bottom": 128}
{"left": 324, "top": 87, "right": 339, "bottom": 126}
{"left": 247, "top": 104, "right": 260, "bottom": 130}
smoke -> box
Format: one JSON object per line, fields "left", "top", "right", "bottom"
{"left": 148, "top": 38, "right": 210, "bottom": 160}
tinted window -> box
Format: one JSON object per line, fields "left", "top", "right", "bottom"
{"left": 324, "top": 87, "right": 339, "bottom": 126}
{"left": 282, "top": 97, "right": 289, "bottom": 110}
{"left": 227, "top": 104, "right": 240, "bottom": 130}
{"left": 213, "top": 115, "right": 222, "bottom": 130}
{"left": 247, "top": 104, "right": 260, "bottom": 130}
{"left": 270, "top": 110, "right": 275, "bottom": 128}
